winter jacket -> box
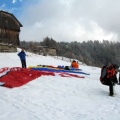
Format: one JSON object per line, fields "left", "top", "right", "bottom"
{"left": 71, "top": 61, "right": 79, "bottom": 68}
{"left": 18, "top": 51, "right": 26, "bottom": 60}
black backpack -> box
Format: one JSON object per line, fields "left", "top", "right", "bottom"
{"left": 100, "top": 65, "right": 107, "bottom": 82}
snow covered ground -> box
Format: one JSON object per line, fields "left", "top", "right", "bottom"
{"left": 0, "top": 49, "right": 120, "bottom": 120}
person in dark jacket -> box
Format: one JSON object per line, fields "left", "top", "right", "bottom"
{"left": 100, "top": 64, "right": 119, "bottom": 96}
{"left": 18, "top": 49, "right": 27, "bottom": 68}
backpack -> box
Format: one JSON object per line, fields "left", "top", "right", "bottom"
{"left": 100, "top": 65, "right": 107, "bottom": 83}
{"left": 64, "top": 66, "right": 70, "bottom": 70}
{"left": 100, "top": 64, "right": 117, "bottom": 84}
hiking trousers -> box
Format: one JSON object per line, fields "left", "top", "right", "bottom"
{"left": 102, "top": 79, "right": 114, "bottom": 96}
{"left": 109, "top": 81, "right": 114, "bottom": 96}
{"left": 21, "top": 60, "right": 26, "bottom": 68}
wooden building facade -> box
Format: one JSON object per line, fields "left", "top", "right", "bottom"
{"left": 0, "top": 10, "right": 23, "bottom": 46}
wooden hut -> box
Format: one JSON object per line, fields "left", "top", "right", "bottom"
{"left": 0, "top": 43, "right": 17, "bottom": 52}
{"left": 33, "top": 46, "right": 56, "bottom": 56}
{"left": 0, "top": 10, "right": 23, "bottom": 46}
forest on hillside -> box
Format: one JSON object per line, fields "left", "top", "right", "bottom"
{"left": 20, "top": 37, "right": 120, "bottom": 67}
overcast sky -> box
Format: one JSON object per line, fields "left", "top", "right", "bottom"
{"left": 0, "top": 0, "right": 120, "bottom": 42}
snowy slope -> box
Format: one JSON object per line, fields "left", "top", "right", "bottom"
{"left": 0, "top": 50, "right": 120, "bottom": 120}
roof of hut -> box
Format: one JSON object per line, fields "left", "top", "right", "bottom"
{"left": 0, "top": 10, "right": 23, "bottom": 31}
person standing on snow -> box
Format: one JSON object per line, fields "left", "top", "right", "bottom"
{"left": 18, "top": 49, "right": 27, "bottom": 68}
{"left": 100, "top": 64, "right": 119, "bottom": 96}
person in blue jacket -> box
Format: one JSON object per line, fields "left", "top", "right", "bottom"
{"left": 18, "top": 49, "right": 27, "bottom": 68}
